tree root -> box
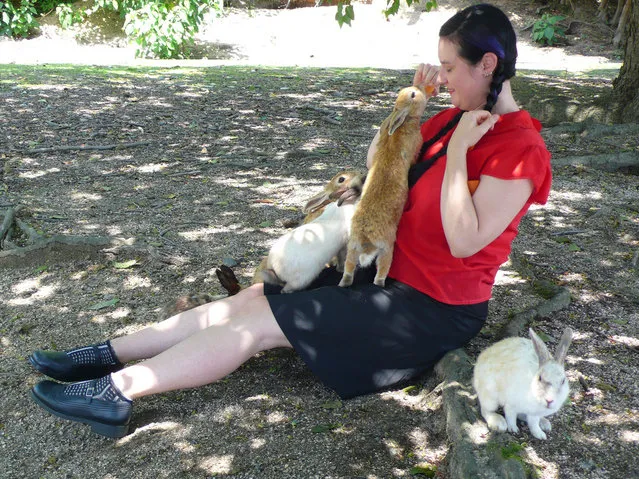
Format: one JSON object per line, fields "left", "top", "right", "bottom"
{"left": 0, "top": 233, "right": 136, "bottom": 268}
{"left": 434, "top": 284, "right": 572, "bottom": 477}
{"left": 552, "top": 151, "right": 639, "bottom": 173}
{"left": 493, "top": 284, "right": 572, "bottom": 341}
{"left": 0, "top": 205, "right": 146, "bottom": 268}
{"left": 544, "top": 122, "right": 639, "bottom": 173}
{"left": 0, "top": 205, "right": 22, "bottom": 246}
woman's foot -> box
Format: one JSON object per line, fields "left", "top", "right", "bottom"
{"left": 29, "top": 341, "right": 124, "bottom": 382}
{"left": 30, "top": 375, "right": 132, "bottom": 438}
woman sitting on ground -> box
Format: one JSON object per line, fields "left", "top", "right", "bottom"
{"left": 28, "top": 3, "right": 552, "bottom": 438}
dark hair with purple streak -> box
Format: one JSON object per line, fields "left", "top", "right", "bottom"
{"left": 439, "top": 3, "right": 517, "bottom": 113}
{"left": 408, "top": 3, "right": 517, "bottom": 188}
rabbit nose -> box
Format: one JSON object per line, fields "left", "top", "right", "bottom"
{"left": 546, "top": 399, "right": 554, "bottom": 408}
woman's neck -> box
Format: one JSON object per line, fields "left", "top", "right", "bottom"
{"left": 491, "top": 80, "right": 519, "bottom": 115}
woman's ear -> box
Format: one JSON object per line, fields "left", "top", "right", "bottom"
{"left": 481, "top": 52, "right": 499, "bottom": 76}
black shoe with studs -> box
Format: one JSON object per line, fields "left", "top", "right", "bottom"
{"left": 31, "top": 375, "right": 132, "bottom": 438}
{"left": 29, "top": 341, "right": 124, "bottom": 382}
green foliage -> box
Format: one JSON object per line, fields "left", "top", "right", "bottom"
{"left": 532, "top": 13, "right": 566, "bottom": 46}
{"left": 0, "top": 0, "right": 39, "bottom": 38}
{"left": 1, "top": 0, "right": 219, "bottom": 59}
{"left": 123, "top": 0, "right": 218, "bottom": 59}
{"left": 500, "top": 441, "right": 526, "bottom": 459}
{"left": 56, "top": 3, "right": 84, "bottom": 29}
{"left": 409, "top": 463, "right": 437, "bottom": 477}
{"left": 383, "top": 0, "right": 437, "bottom": 19}
{"left": 335, "top": 0, "right": 437, "bottom": 27}
{"left": 335, "top": 2, "right": 354, "bottom": 28}
{"left": 24, "top": 0, "right": 221, "bottom": 59}
{"left": 34, "top": 0, "right": 73, "bottom": 15}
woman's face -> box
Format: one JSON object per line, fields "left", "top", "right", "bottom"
{"left": 437, "top": 38, "right": 490, "bottom": 111}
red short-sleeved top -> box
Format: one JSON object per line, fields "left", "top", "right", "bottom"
{"left": 388, "top": 108, "right": 552, "bottom": 305}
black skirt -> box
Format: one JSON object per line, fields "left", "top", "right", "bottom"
{"left": 264, "top": 266, "right": 488, "bottom": 399}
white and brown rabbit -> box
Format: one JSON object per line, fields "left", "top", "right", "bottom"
{"left": 472, "top": 328, "right": 573, "bottom": 440}
{"left": 339, "top": 86, "right": 428, "bottom": 288}
{"left": 301, "top": 170, "right": 364, "bottom": 224}
{"left": 208, "top": 169, "right": 365, "bottom": 296}
{"left": 264, "top": 172, "right": 365, "bottom": 293}
{"left": 162, "top": 171, "right": 365, "bottom": 315}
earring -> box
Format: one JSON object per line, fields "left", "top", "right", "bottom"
{"left": 483, "top": 71, "right": 493, "bottom": 78}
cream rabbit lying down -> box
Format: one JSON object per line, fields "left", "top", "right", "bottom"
{"left": 472, "top": 328, "right": 573, "bottom": 440}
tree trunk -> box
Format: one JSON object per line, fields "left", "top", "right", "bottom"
{"left": 598, "top": 0, "right": 610, "bottom": 21}
{"left": 613, "top": 0, "right": 639, "bottom": 122}
{"left": 613, "top": 0, "right": 632, "bottom": 47}
{"left": 612, "top": 0, "right": 626, "bottom": 25}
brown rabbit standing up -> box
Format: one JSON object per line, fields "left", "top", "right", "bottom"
{"left": 339, "top": 86, "right": 428, "bottom": 288}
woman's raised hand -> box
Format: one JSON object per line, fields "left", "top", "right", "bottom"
{"left": 413, "top": 63, "right": 440, "bottom": 96}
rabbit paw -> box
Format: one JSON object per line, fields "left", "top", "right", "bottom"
{"left": 484, "top": 412, "right": 508, "bottom": 432}
{"left": 373, "top": 277, "right": 386, "bottom": 287}
{"left": 506, "top": 422, "right": 520, "bottom": 434}
{"left": 526, "top": 416, "right": 549, "bottom": 439}
{"left": 503, "top": 407, "right": 519, "bottom": 434}
{"left": 339, "top": 274, "right": 354, "bottom": 287}
{"left": 529, "top": 426, "right": 548, "bottom": 440}
{"left": 281, "top": 284, "right": 296, "bottom": 293}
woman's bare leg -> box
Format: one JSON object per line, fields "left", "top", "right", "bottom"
{"left": 110, "top": 284, "right": 266, "bottom": 362}
{"left": 110, "top": 293, "right": 291, "bottom": 399}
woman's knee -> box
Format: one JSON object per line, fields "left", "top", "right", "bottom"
{"left": 237, "top": 295, "right": 292, "bottom": 351}
{"left": 193, "top": 283, "right": 264, "bottom": 328}
{"left": 242, "top": 282, "right": 265, "bottom": 299}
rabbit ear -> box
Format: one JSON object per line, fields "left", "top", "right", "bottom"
{"left": 302, "top": 193, "right": 331, "bottom": 215}
{"left": 554, "top": 327, "right": 573, "bottom": 365}
{"left": 529, "top": 328, "right": 552, "bottom": 366}
{"left": 387, "top": 107, "right": 410, "bottom": 135}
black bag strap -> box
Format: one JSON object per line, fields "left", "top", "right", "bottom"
{"left": 407, "top": 110, "right": 465, "bottom": 189}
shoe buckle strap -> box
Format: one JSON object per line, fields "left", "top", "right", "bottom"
{"left": 85, "top": 384, "right": 95, "bottom": 401}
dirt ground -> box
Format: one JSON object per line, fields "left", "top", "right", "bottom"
{"left": 1, "top": 2, "right": 638, "bottom": 479}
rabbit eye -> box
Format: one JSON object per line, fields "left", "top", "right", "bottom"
{"left": 411, "top": 91, "right": 416, "bottom": 99}
{"left": 561, "top": 378, "right": 566, "bottom": 386}
{"left": 338, "top": 177, "right": 346, "bottom": 183}
{"left": 538, "top": 375, "right": 551, "bottom": 387}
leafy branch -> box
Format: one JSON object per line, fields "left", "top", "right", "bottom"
{"left": 383, "top": 0, "right": 437, "bottom": 19}
{"left": 335, "top": 1, "right": 354, "bottom": 28}
{"left": 335, "top": 0, "right": 437, "bottom": 27}
{"left": 531, "top": 13, "right": 566, "bottom": 46}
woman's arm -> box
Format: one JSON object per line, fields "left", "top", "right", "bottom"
{"left": 441, "top": 110, "right": 533, "bottom": 258}
{"left": 366, "top": 130, "right": 381, "bottom": 169}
